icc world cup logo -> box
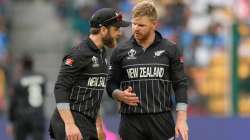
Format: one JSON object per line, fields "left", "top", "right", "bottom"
{"left": 92, "top": 56, "right": 100, "bottom": 67}
{"left": 127, "top": 49, "right": 136, "bottom": 59}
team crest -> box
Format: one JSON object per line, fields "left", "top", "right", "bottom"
{"left": 92, "top": 56, "right": 99, "bottom": 67}
{"left": 127, "top": 49, "right": 136, "bottom": 60}
{"left": 154, "top": 50, "right": 165, "bottom": 57}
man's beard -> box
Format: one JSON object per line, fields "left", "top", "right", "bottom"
{"left": 134, "top": 30, "right": 150, "bottom": 42}
{"left": 103, "top": 32, "right": 116, "bottom": 48}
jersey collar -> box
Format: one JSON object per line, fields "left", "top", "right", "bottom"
{"left": 86, "top": 37, "right": 100, "bottom": 52}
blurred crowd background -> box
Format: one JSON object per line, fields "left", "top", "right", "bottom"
{"left": 0, "top": 0, "right": 250, "bottom": 140}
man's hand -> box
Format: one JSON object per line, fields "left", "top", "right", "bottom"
{"left": 112, "top": 87, "right": 140, "bottom": 106}
{"left": 175, "top": 111, "right": 189, "bottom": 140}
{"left": 97, "top": 127, "right": 106, "bottom": 140}
{"left": 57, "top": 106, "right": 83, "bottom": 140}
{"left": 96, "top": 115, "right": 106, "bottom": 140}
{"left": 6, "top": 123, "right": 14, "bottom": 138}
{"left": 65, "top": 123, "right": 83, "bottom": 140}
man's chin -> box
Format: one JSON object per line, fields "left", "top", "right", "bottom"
{"left": 134, "top": 35, "right": 143, "bottom": 40}
{"left": 104, "top": 42, "right": 115, "bottom": 48}
{"left": 105, "top": 40, "right": 117, "bottom": 48}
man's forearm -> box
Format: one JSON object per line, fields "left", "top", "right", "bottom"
{"left": 57, "top": 104, "right": 84, "bottom": 139}
{"left": 96, "top": 115, "right": 104, "bottom": 130}
{"left": 96, "top": 114, "right": 106, "bottom": 140}
{"left": 175, "top": 109, "right": 189, "bottom": 140}
{"left": 57, "top": 107, "right": 75, "bottom": 125}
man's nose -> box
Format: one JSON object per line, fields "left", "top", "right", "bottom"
{"left": 133, "top": 25, "right": 139, "bottom": 31}
{"left": 117, "top": 30, "right": 122, "bottom": 37}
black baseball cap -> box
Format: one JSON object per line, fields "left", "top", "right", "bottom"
{"left": 90, "top": 8, "right": 130, "bottom": 28}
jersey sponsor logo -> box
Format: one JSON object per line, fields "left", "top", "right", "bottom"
{"left": 87, "top": 76, "right": 106, "bottom": 87}
{"left": 92, "top": 56, "right": 100, "bottom": 67}
{"left": 127, "top": 49, "right": 137, "bottom": 60}
{"left": 65, "top": 58, "right": 74, "bottom": 66}
{"left": 154, "top": 50, "right": 165, "bottom": 57}
{"left": 126, "top": 66, "right": 164, "bottom": 79}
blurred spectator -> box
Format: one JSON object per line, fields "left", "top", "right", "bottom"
{"left": 6, "top": 54, "right": 46, "bottom": 140}
{"left": 184, "top": 35, "right": 199, "bottom": 66}
{"left": 0, "top": 15, "right": 8, "bottom": 61}
{"left": 193, "top": 39, "right": 211, "bottom": 67}
{"left": 118, "top": 0, "right": 134, "bottom": 14}
{"left": 0, "top": 65, "right": 6, "bottom": 115}
{"left": 54, "top": 0, "right": 68, "bottom": 18}
{"left": 163, "top": 0, "right": 190, "bottom": 30}
{"left": 0, "top": 0, "right": 8, "bottom": 16}
{"left": 186, "top": 67, "right": 209, "bottom": 116}
{"left": 0, "top": 0, "right": 11, "bottom": 117}
{"left": 159, "top": 0, "right": 190, "bottom": 44}
{"left": 201, "top": 22, "right": 225, "bottom": 49}
{"left": 54, "top": 0, "right": 74, "bottom": 19}
{"left": 71, "top": 6, "right": 92, "bottom": 38}
{"left": 97, "top": 0, "right": 119, "bottom": 8}
{"left": 74, "top": 0, "right": 98, "bottom": 8}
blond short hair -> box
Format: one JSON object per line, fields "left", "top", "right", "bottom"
{"left": 132, "top": 1, "right": 158, "bottom": 21}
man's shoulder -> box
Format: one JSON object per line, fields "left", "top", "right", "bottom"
{"left": 67, "top": 41, "right": 91, "bottom": 57}
{"left": 160, "top": 38, "right": 177, "bottom": 48}
{"left": 160, "top": 38, "right": 183, "bottom": 59}
{"left": 73, "top": 40, "right": 90, "bottom": 52}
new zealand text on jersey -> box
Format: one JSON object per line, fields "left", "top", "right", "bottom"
{"left": 126, "top": 66, "right": 164, "bottom": 79}
{"left": 87, "top": 77, "right": 106, "bottom": 87}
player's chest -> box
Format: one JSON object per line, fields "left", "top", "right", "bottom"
{"left": 84, "top": 55, "right": 109, "bottom": 74}
{"left": 121, "top": 47, "right": 170, "bottom": 67}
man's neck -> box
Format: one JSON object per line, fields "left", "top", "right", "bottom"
{"left": 136, "top": 31, "right": 155, "bottom": 49}
{"left": 89, "top": 34, "right": 103, "bottom": 49}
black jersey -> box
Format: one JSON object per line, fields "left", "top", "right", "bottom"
{"left": 9, "top": 71, "right": 46, "bottom": 122}
{"left": 54, "top": 38, "right": 108, "bottom": 119}
{"left": 107, "top": 31, "right": 188, "bottom": 114}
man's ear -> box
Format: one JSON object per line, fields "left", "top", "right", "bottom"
{"left": 100, "top": 26, "right": 108, "bottom": 34}
{"left": 152, "top": 20, "right": 158, "bottom": 29}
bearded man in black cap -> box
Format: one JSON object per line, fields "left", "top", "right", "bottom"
{"left": 49, "top": 8, "right": 130, "bottom": 140}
